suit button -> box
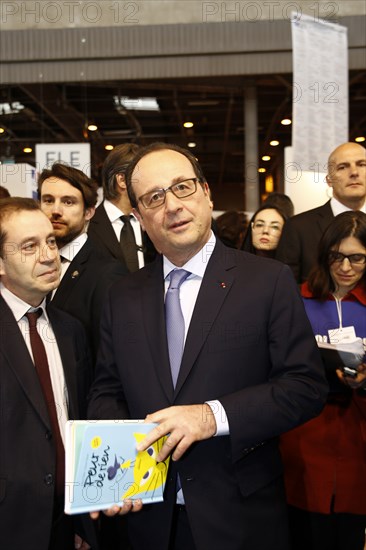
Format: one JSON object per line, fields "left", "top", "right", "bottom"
{"left": 186, "top": 477, "right": 194, "bottom": 482}
{"left": 45, "top": 431, "right": 52, "bottom": 440}
{"left": 44, "top": 474, "right": 54, "bottom": 486}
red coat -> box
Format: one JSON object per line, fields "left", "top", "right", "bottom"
{"left": 280, "top": 283, "right": 366, "bottom": 514}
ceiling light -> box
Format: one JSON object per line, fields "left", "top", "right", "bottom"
{"left": 270, "top": 140, "right": 279, "bottom": 146}
{"left": 87, "top": 123, "right": 98, "bottom": 132}
{"left": 103, "top": 129, "right": 134, "bottom": 136}
{"left": 187, "top": 142, "right": 196, "bottom": 148}
{"left": 258, "top": 168, "right": 266, "bottom": 173}
{"left": 114, "top": 96, "right": 160, "bottom": 111}
{"left": 105, "top": 144, "right": 114, "bottom": 151}
{"left": 265, "top": 174, "right": 274, "bottom": 193}
{"left": 355, "top": 136, "right": 365, "bottom": 143}
{"left": 281, "top": 118, "right": 292, "bottom": 126}
{"left": 23, "top": 147, "right": 32, "bottom": 153}
{"left": 0, "top": 127, "right": 5, "bottom": 134}
{"left": 183, "top": 121, "right": 194, "bottom": 128}
{"left": 262, "top": 155, "right": 271, "bottom": 161}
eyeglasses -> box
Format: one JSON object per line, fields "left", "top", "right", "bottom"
{"left": 251, "top": 221, "right": 283, "bottom": 235}
{"left": 328, "top": 251, "right": 366, "bottom": 266}
{"left": 138, "top": 178, "right": 200, "bottom": 209}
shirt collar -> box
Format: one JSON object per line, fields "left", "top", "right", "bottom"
{"left": 0, "top": 282, "right": 48, "bottom": 322}
{"left": 58, "top": 233, "right": 88, "bottom": 263}
{"left": 104, "top": 199, "right": 137, "bottom": 224}
{"left": 301, "top": 280, "right": 366, "bottom": 306}
{"left": 104, "top": 199, "right": 124, "bottom": 223}
{"left": 330, "top": 196, "right": 366, "bottom": 216}
{"left": 163, "top": 231, "right": 216, "bottom": 280}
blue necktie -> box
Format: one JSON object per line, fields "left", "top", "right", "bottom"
{"left": 165, "top": 269, "right": 191, "bottom": 387}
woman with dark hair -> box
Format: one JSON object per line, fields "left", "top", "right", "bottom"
{"left": 281, "top": 210, "right": 366, "bottom": 550}
{"left": 215, "top": 210, "right": 248, "bottom": 249}
{"left": 241, "top": 204, "right": 287, "bottom": 257}
{"left": 262, "top": 191, "right": 294, "bottom": 218}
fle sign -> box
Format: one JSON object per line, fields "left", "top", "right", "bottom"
{"left": 36, "top": 143, "right": 91, "bottom": 176}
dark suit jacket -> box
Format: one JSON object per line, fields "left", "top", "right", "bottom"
{"left": 0, "top": 297, "right": 97, "bottom": 549}
{"left": 87, "top": 201, "right": 156, "bottom": 267}
{"left": 88, "top": 240, "right": 327, "bottom": 550}
{"left": 275, "top": 201, "right": 334, "bottom": 283}
{"left": 52, "top": 237, "right": 127, "bottom": 363}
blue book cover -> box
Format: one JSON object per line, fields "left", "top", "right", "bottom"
{"left": 64, "top": 420, "right": 170, "bottom": 514}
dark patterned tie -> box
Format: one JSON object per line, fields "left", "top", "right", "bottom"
{"left": 120, "top": 215, "right": 139, "bottom": 272}
{"left": 165, "top": 269, "right": 191, "bottom": 387}
{"left": 25, "top": 309, "right": 65, "bottom": 495}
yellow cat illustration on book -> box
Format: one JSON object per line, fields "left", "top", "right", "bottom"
{"left": 107, "top": 432, "right": 170, "bottom": 500}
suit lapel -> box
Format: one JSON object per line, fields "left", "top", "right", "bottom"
{"left": 316, "top": 201, "right": 334, "bottom": 233}
{"left": 141, "top": 257, "right": 175, "bottom": 401}
{"left": 47, "top": 307, "right": 79, "bottom": 418}
{"left": 175, "top": 241, "right": 236, "bottom": 395}
{"left": 53, "top": 240, "right": 91, "bottom": 302}
{"left": 0, "top": 297, "right": 51, "bottom": 429}
{"left": 141, "top": 243, "right": 237, "bottom": 400}
{"left": 142, "top": 231, "right": 157, "bottom": 265}
{"left": 92, "top": 203, "right": 123, "bottom": 260}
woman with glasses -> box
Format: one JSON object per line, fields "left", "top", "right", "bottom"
{"left": 281, "top": 210, "right": 366, "bottom": 550}
{"left": 241, "top": 204, "right": 287, "bottom": 257}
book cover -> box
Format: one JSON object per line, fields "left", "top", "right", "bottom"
{"left": 64, "top": 420, "right": 170, "bottom": 515}
{"left": 318, "top": 339, "right": 365, "bottom": 371}
{"left": 317, "top": 339, "right": 365, "bottom": 394}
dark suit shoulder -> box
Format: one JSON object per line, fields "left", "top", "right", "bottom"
{"left": 47, "top": 302, "right": 86, "bottom": 332}
{"left": 88, "top": 202, "right": 110, "bottom": 228}
{"left": 286, "top": 201, "right": 332, "bottom": 226}
{"left": 74, "top": 238, "right": 128, "bottom": 275}
{"left": 217, "top": 244, "right": 290, "bottom": 285}
{"left": 276, "top": 201, "right": 333, "bottom": 283}
{"left": 91, "top": 202, "right": 107, "bottom": 220}
{"left": 108, "top": 253, "right": 162, "bottom": 292}
{"left": 87, "top": 247, "right": 127, "bottom": 275}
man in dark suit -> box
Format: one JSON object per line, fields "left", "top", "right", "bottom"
{"left": 276, "top": 142, "right": 366, "bottom": 283}
{"left": 0, "top": 198, "right": 97, "bottom": 549}
{"left": 88, "top": 143, "right": 328, "bottom": 550}
{"left": 38, "top": 163, "right": 127, "bottom": 362}
{"left": 88, "top": 143, "right": 156, "bottom": 271}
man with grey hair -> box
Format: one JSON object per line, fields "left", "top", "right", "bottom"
{"left": 88, "top": 142, "right": 327, "bottom": 550}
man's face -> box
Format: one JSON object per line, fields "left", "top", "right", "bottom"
{"left": 0, "top": 210, "right": 61, "bottom": 307}
{"left": 40, "top": 177, "right": 95, "bottom": 247}
{"left": 132, "top": 150, "right": 213, "bottom": 266}
{"left": 326, "top": 143, "right": 366, "bottom": 208}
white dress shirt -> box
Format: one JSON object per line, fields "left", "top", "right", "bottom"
{"left": 163, "top": 232, "right": 229, "bottom": 436}
{"left": 104, "top": 199, "right": 145, "bottom": 268}
{"left": 330, "top": 196, "right": 366, "bottom": 216}
{"left": 58, "top": 232, "right": 88, "bottom": 280}
{"left": 0, "top": 283, "right": 69, "bottom": 443}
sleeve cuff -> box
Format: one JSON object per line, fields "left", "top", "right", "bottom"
{"left": 205, "top": 400, "right": 229, "bottom": 436}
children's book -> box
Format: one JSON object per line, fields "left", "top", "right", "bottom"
{"left": 64, "top": 420, "right": 170, "bottom": 515}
